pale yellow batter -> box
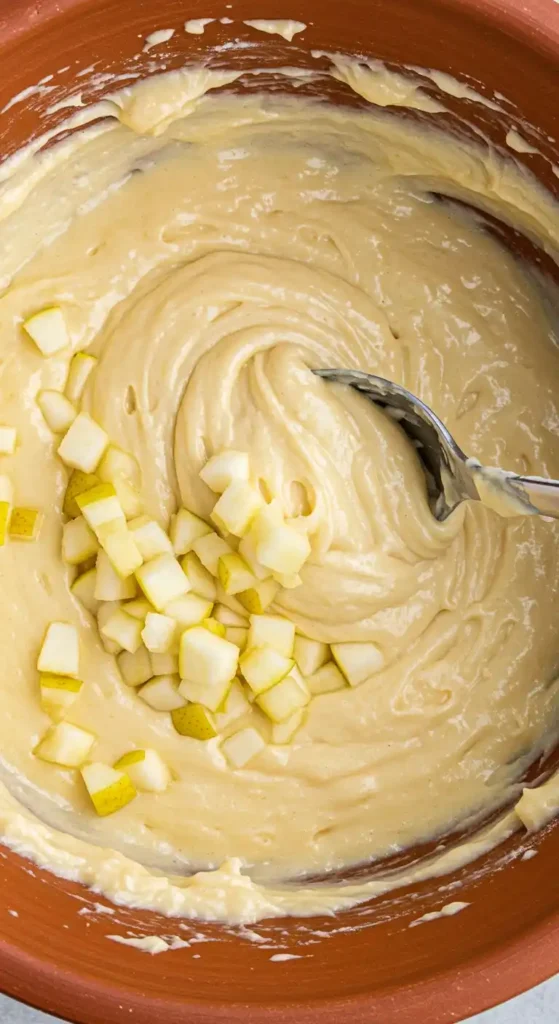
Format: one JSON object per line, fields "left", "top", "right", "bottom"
{"left": 0, "top": 59, "right": 557, "bottom": 925}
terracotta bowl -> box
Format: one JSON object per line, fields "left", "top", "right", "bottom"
{"left": 0, "top": 1, "right": 558, "bottom": 1021}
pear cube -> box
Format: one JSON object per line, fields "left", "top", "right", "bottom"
{"left": 38, "top": 622, "right": 79, "bottom": 677}
{"left": 117, "top": 645, "right": 153, "bottom": 686}
{"left": 34, "top": 722, "right": 94, "bottom": 767}
{"left": 199, "top": 450, "right": 250, "bottom": 493}
{"left": 129, "top": 516, "right": 172, "bottom": 560}
{"left": 180, "top": 551, "right": 217, "bottom": 601}
{"left": 171, "top": 703, "right": 217, "bottom": 740}
{"left": 65, "top": 352, "right": 97, "bottom": 403}
{"left": 141, "top": 612, "right": 177, "bottom": 653}
{"left": 62, "top": 516, "right": 98, "bottom": 565}
{"left": 58, "top": 413, "right": 108, "bottom": 473}
{"left": 217, "top": 553, "right": 256, "bottom": 595}
{"left": 294, "top": 636, "right": 330, "bottom": 677}
{"left": 114, "top": 749, "right": 170, "bottom": 793}
{"left": 39, "top": 675, "right": 83, "bottom": 722}
{"left": 331, "top": 642, "right": 384, "bottom": 687}
{"left": 81, "top": 762, "right": 136, "bottom": 816}
{"left": 239, "top": 645, "right": 294, "bottom": 695}
{"left": 23, "top": 306, "right": 69, "bottom": 356}
{"left": 139, "top": 674, "right": 184, "bottom": 711}
{"left": 247, "top": 614, "right": 295, "bottom": 658}
{"left": 170, "top": 508, "right": 212, "bottom": 555}
{"left": 221, "top": 727, "right": 265, "bottom": 768}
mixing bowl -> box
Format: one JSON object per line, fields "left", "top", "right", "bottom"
{"left": 0, "top": 1, "right": 557, "bottom": 1021}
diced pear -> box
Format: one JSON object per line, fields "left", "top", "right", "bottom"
{"left": 98, "top": 445, "right": 142, "bottom": 519}
{"left": 117, "top": 645, "right": 153, "bottom": 686}
{"left": 272, "top": 708, "right": 305, "bottom": 744}
{"left": 37, "top": 390, "right": 76, "bottom": 433}
{"left": 39, "top": 674, "right": 83, "bottom": 722}
{"left": 150, "top": 651, "right": 179, "bottom": 675}
{"left": 100, "top": 608, "right": 143, "bottom": 654}
{"left": 214, "top": 678, "right": 251, "bottom": 729}
{"left": 214, "top": 604, "right": 248, "bottom": 627}
{"left": 65, "top": 352, "right": 97, "bottom": 403}
{"left": 221, "top": 727, "right": 265, "bottom": 768}
{"left": 141, "top": 612, "right": 177, "bottom": 653}
{"left": 179, "top": 676, "right": 232, "bottom": 713}
{"left": 164, "top": 593, "right": 213, "bottom": 628}
{"left": 248, "top": 614, "right": 295, "bottom": 658}
{"left": 257, "top": 674, "right": 310, "bottom": 722}
{"left": 171, "top": 703, "right": 217, "bottom": 740}
{"left": 0, "top": 426, "right": 17, "bottom": 454}
{"left": 114, "top": 748, "right": 170, "bottom": 793}
{"left": 136, "top": 554, "right": 190, "bottom": 611}
{"left": 38, "top": 622, "right": 79, "bottom": 677}
{"left": 23, "top": 306, "right": 69, "bottom": 356}
{"left": 34, "top": 721, "right": 95, "bottom": 767}
{"left": 294, "top": 636, "right": 330, "bottom": 677}
{"left": 99, "top": 524, "right": 143, "bottom": 579}
{"left": 256, "top": 521, "right": 311, "bottom": 575}
{"left": 0, "top": 476, "right": 12, "bottom": 546}
{"left": 95, "top": 551, "right": 137, "bottom": 601}
{"left": 179, "top": 626, "right": 239, "bottom": 688}
{"left": 97, "top": 602, "right": 123, "bottom": 654}
{"left": 70, "top": 568, "right": 99, "bottom": 614}
{"left": 0, "top": 475, "right": 13, "bottom": 503}
{"left": 128, "top": 516, "right": 172, "bottom": 560}
{"left": 62, "top": 516, "right": 98, "bottom": 565}
{"left": 170, "top": 508, "right": 211, "bottom": 555}
{"left": 225, "top": 627, "right": 248, "bottom": 650}
{"left": 238, "top": 534, "right": 271, "bottom": 581}
{"left": 76, "top": 482, "right": 125, "bottom": 533}
{"left": 63, "top": 470, "right": 101, "bottom": 519}
{"left": 211, "top": 480, "right": 263, "bottom": 537}
{"left": 192, "top": 532, "right": 232, "bottom": 576}
{"left": 248, "top": 498, "right": 284, "bottom": 539}
{"left": 123, "top": 597, "right": 153, "bottom": 621}
{"left": 58, "top": 413, "right": 108, "bottom": 473}
{"left": 239, "top": 645, "right": 294, "bottom": 695}
{"left": 202, "top": 616, "right": 226, "bottom": 638}
{"left": 8, "top": 507, "right": 43, "bottom": 541}
{"left": 139, "top": 674, "right": 184, "bottom": 711}
{"left": 199, "top": 449, "right": 250, "bottom": 493}
{"left": 331, "top": 641, "right": 384, "bottom": 687}
{"left": 81, "top": 762, "right": 136, "bottom": 816}
{"left": 307, "top": 661, "right": 346, "bottom": 695}
{"left": 273, "top": 572, "right": 302, "bottom": 589}
{"left": 217, "top": 553, "right": 256, "bottom": 596}
{"left": 237, "top": 579, "right": 279, "bottom": 614}
{"left": 180, "top": 551, "right": 217, "bottom": 601}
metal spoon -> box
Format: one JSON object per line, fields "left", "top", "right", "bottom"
{"left": 313, "top": 369, "right": 559, "bottom": 522}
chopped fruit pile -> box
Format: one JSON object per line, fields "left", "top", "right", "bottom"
{"left": 18, "top": 305, "right": 386, "bottom": 815}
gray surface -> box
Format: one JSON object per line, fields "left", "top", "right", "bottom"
{"left": 0, "top": 974, "right": 557, "bottom": 1023}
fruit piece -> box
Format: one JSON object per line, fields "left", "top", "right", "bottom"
{"left": 62, "top": 516, "right": 98, "bottom": 564}
{"left": 100, "top": 608, "right": 143, "bottom": 654}
{"left": 141, "top": 612, "right": 177, "bottom": 653}
{"left": 58, "top": 412, "right": 109, "bottom": 473}
{"left": 199, "top": 450, "right": 250, "bottom": 493}
{"left": 239, "top": 645, "right": 294, "bottom": 695}
{"left": 179, "top": 676, "right": 233, "bottom": 713}
{"left": 213, "top": 604, "right": 248, "bottom": 627}
{"left": 170, "top": 508, "right": 212, "bottom": 555}
{"left": 247, "top": 614, "right": 295, "bottom": 658}
{"left": 192, "top": 532, "right": 232, "bottom": 575}
{"left": 81, "top": 762, "right": 136, "bottom": 816}
{"left": 331, "top": 642, "right": 384, "bottom": 687}
{"left": 238, "top": 534, "right": 271, "bottom": 581}
{"left": 211, "top": 481, "right": 263, "bottom": 537}
{"left": 272, "top": 708, "right": 305, "bottom": 744}
{"left": 225, "top": 626, "right": 248, "bottom": 650}
{"left": 65, "top": 352, "right": 97, "bottom": 403}
{"left": 114, "top": 748, "right": 170, "bottom": 793}
{"left": 150, "top": 651, "right": 179, "bottom": 675}
{"left": 95, "top": 551, "right": 137, "bottom": 601}
{"left": 37, "top": 390, "right": 76, "bottom": 433}
{"left": 128, "top": 516, "right": 173, "bottom": 559}
{"left": 39, "top": 674, "right": 83, "bottom": 722}
{"left": 139, "top": 674, "right": 184, "bottom": 711}
{"left": 179, "top": 626, "right": 239, "bottom": 688}
{"left": 23, "top": 306, "right": 69, "bottom": 356}
{"left": 99, "top": 524, "right": 143, "bottom": 579}
{"left": 63, "top": 470, "right": 101, "bottom": 518}
{"left": 38, "top": 622, "right": 79, "bottom": 677}
{"left": 96, "top": 602, "right": 123, "bottom": 654}
{"left": 273, "top": 572, "right": 302, "bottom": 589}
{"left": 221, "top": 727, "right": 265, "bottom": 768}
{"left": 117, "top": 645, "right": 153, "bottom": 686}
{"left": 255, "top": 521, "right": 311, "bottom": 575}
{"left": 76, "top": 483, "right": 126, "bottom": 533}
{"left": 257, "top": 674, "right": 310, "bottom": 722}
{"left": 164, "top": 593, "right": 213, "bottom": 628}
{"left": 180, "top": 551, "right": 217, "bottom": 601}
{"left": 214, "top": 678, "right": 251, "bottom": 729}
{"left": 70, "top": 568, "right": 99, "bottom": 614}
{"left": 0, "top": 426, "right": 17, "bottom": 455}
{"left": 293, "top": 636, "right": 330, "bottom": 677}
{"left": 237, "top": 579, "right": 279, "bottom": 614}
{"left": 136, "top": 553, "right": 190, "bottom": 611}
{"left": 171, "top": 703, "right": 217, "bottom": 740}
{"left": 307, "top": 661, "right": 346, "bottom": 695}
{"left": 0, "top": 475, "right": 13, "bottom": 546}
{"left": 34, "top": 721, "right": 95, "bottom": 767}
{"left": 8, "top": 507, "right": 42, "bottom": 541}
{"left": 217, "top": 553, "right": 256, "bottom": 595}
{"left": 202, "top": 616, "right": 226, "bottom": 638}
{"left": 123, "top": 598, "right": 153, "bottom": 621}
{"left": 98, "top": 445, "right": 143, "bottom": 518}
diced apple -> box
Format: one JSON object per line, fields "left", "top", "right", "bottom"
{"left": 0, "top": 426, "right": 17, "bottom": 455}
{"left": 213, "top": 604, "right": 248, "bottom": 627}
{"left": 237, "top": 579, "right": 279, "bottom": 614}
{"left": 37, "top": 390, "right": 76, "bottom": 434}
{"left": 117, "top": 645, "right": 153, "bottom": 686}
{"left": 100, "top": 608, "right": 143, "bottom": 654}
{"left": 257, "top": 674, "right": 310, "bottom": 722}
{"left": 202, "top": 617, "right": 226, "bottom": 638}
{"left": 81, "top": 762, "right": 136, "bottom": 816}
{"left": 238, "top": 534, "right": 271, "bottom": 581}
{"left": 150, "top": 651, "right": 179, "bottom": 675}
{"left": 139, "top": 674, "right": 184, "bottom": 711}
{"left": 129, "top": 516, "right": 172, "bottom": 560}
{"left": 97, "top": 602, "right": 123, "bottom": 654}
{"left": 164, "top": 592, "right": 213, "bottom": 628}
{"left": 99, "top": 524, "right": 143, "bottom": 579}
{"left": 23, "top": 306, "right": 69, "bottom": 356}
{"left": 272, "top": 708, "right": 305, "bottom": 744}
{"left": 180, "top": 551, "right": 217, "bottom": 601}
{"left": 293, "top": 636, "right": 330, "bottom": 676}
{"left": 38, "top": 622, "right": 79, "bottom": 677}
{"left": 256, "top": 521, "right": 311, "bottom": 575}
{"left": 214, "top": 678, "right": 252, "bottom": 729}
{"left": 62, "top": 516, "right": 98, "bottom": 565}
{"left": 63, "top": 470, "right": 101, "bottom": 519}
{"left": 95, "top": 551, "right": 137, "bottom": 601}
{"left": 331, "top": 641, "right": 384, "bottom": 687}
{"left": 34, "top": 721, "right": 95, "bottom": 767}
{"left": 76, "top": 483, "right": 125, "bottom": 533}
{"left": 65, "top": 352, "right": 97, "bottom": 403}
{"left": 192, "top": 532, "right": 232, "bottom": 575}
{"left": 39, "top": 674, "right": 83, "bottom": 722}
{"left": 211, "top": 480, "right": 263, "bottom": 537}
{"left": 179, "top": 626, "right": 239, "bottom": 687}
{"left": 141, "top": 612, "right": 177, "bottom": 653}
{"left": 123, "top": 597, "right": 153, "bottom": 621}
{"left": 221, "top": 727, "right": 265, "bottom": 768}
{"left": 70, "top": 568, "right": 99, "bottom": 614}
{"left": 8, "top": 507, "right": 43, "bottom": 541}
{"left": 217, "top": 553, "right": 256, "bottom": 595}
{"left": 171, "top": 703, "right": 217, "bottom": 740}
{"left": 225, "top": 626, "right": 248, "bottom": 650}
{"left": 170, "top": 508, "right": 211, "bottom": 555}
{"left": 136, "top": 554, "right": 190, "bottom": 611}
{"left": 58, "top": 412, "right": 108, "bottom": 473}
{"left": 114, "top": 748, "right": 170, "bottom": 793}
{"left": 239, "top": 645, "right": 294, "bottom": 695}
{"left": 248, "top": 614, "right": 295, "bottom": 658}
{"left": 307, "top": 661, "right": 346, "bottom": 695}
{"left": 199, "top": 449, "right": 250, "bottom": 493}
